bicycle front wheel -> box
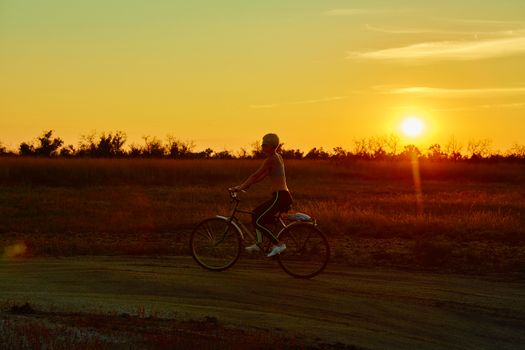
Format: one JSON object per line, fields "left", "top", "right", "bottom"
{"left": 190, "top": 218, "right": 241, "bottom": 271}
{"left": 277, "top": 223, "right": 330, "bottom": 279}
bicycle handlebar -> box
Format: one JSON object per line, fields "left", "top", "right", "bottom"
{"left": 228, "top": 188, "right": 246, "bottom": 201}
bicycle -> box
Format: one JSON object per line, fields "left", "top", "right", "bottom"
{"left": 190, "top": 190, "right": 330, "bottom": 279}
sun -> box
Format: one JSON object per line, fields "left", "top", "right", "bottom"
{"left": 400, "top": 117, "right": 425, "bottom": 137}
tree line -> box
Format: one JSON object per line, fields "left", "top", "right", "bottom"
{"left": 1, "top": 130, "right": 525, "bottom": 161}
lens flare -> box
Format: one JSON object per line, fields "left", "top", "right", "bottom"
{"left": 3, "top": 242, "right": 28, "bottom": 258}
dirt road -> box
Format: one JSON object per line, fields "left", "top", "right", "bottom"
{"left": 1, "top": 256, "right": 524, "bottom": 350}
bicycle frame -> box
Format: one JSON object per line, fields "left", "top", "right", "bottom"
{"left": 217, "top": 191, "right": 291, "bottom": 242}
{"left": 190, "top": 191, "right": 329, "bottom": 278}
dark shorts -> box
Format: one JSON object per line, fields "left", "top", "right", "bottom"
{"left": 252, "top": 190, "right": 293, "bottom": 242}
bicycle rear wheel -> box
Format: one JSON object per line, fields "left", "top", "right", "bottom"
{"left": 277, "top": 223, "right": 330, "bottom": 279}
{"left": 190, "top": 217, "right": 241, "bottom": 271}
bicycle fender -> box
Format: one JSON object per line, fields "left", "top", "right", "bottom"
{"left": 215, "top": 215, "right": 245, "bottom": 240}
{"left": 276, "top": 220, "right": 317, "bottom": 237}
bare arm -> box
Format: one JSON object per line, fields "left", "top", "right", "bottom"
{"left": 231, "top": 157, "right": 271, "bottom": 191}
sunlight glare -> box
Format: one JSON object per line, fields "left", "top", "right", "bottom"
{"left": 401, "top": 117, "right": 425, "bottom": 137}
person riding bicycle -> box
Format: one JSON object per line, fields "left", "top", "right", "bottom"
{"left": 229, "top": 133, "right": 292, "bottom": 257}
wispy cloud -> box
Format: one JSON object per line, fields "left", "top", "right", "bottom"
{"left": 364, "top": 24, "right": 439, "bottom": 35}
{"left": 288, "top": 96, "right": 347, "bottom": 105}
{"left": 250, "top": 96, "right": 346, "bottom": 109}
{"left": 348, "top": 36, "right": 525, "bottom": 61}
{"left": 430, "top": 102, "right": 525, "bottom": 112}
{"left": 324, "top": 8, "right": 414, "bottom": 16}
{"left": 391, "top": 102, "right": 525, "bottom": 112}
{"left": 364, "top": 24, "right": 524, "bottom": 37}
{"left": 446, "top": 18, "right": 525, "bottom": 26}
{"left": 381, "top": 86, "right": 525, "bottom": 97}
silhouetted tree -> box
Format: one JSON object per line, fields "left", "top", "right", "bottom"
{"left": 251, "top": 140, "right": 265, "bottom": 159}
{"left": 59, "top": 145, "right": 76, "bottom": 157}
{"left": 106, "top": 131, "right": 126, "bottom": 156}
{"left": 444, "top": 136, "right": 463, "bottom": 160}
{"left": 368, "top": 137, "right": 384, "bottom": 158}
{"left": 304, "top": 147, "right": 329, "bottom": 159}
{"left": 128, "top": 143, "right": 143, "bottom": 157}
{"left": 384, "top": 134, "right": 400, "bottom": 156}
{"left": 19, "top": 142, "right": 34, "bottom": 156}
{"left": 353, "top": 138, "right": 371, "bottom": 159}
{"left": 95, "top": 131, "right": 127, "bottom": 157}
{"left": 77, "top": 132, "right": 97, "bottom": 157}
{"left": 0, "top": 142, "right": 9, "bottom": 156}
{"left": 8, "top": 131, "right": 525, "bottom": 162}
{"left": 400, "top": 144, "right": 421, "bottom": 159}
{"left": 352, "top": 137, "right": 390, "bottom": 159}
{"left": 280, "top": 147, "right": 304, "bottom": 159}
{"left": 507, "top": 143, "right": 525, "bottom": 159}
{"left": 372, "top": 147, "right": 387, "bottom": 160}
{"left": 237, "top": 147, "right": 249, "bottom": 159}
{"left": 19, "top": 130, "right": 63, "bottom": 157}
{"left": 76, "top": 131, "right": 126, "bottom": 157}
{"left": 330, "top": 147, "right": 348, "bottom": 160}
{"left": 427, "top": 144, "right": 446, "bottom": 161}
{"left": 96, "top": 134, "right": 113, "bottom": 157}
{"left": 142, "top": 136, "right": 165, "bottom": 158}
{"left": 467, "top": 139, "right": 492, "bottom": 160}
{"left": 214, "top": 150, "right": 234, "bottom": 159}
{"left": 33, "top": 130, "right": 63, "bottom": 157}
{"left": 199, "top": 148, "right": 214, "bottom": 159}
{"left": 166, "top": 136, "right": 195, "bottom": 159}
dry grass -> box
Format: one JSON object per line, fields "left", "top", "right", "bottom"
{"left": 1, "top": 158, "right": 524, "bottom": 272}
{"left": 0, "top": 302, "right": 356, "bottom": 349}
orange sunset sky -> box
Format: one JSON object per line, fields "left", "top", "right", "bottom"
{"left": 1, "top": 0, "right": 524, "bottom": 152}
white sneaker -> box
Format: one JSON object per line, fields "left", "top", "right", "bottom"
{"left": 266, "top": 243, "right": 286, "bottom": 257}
{"left": 245, "top": 243, "right": 261, "bottom": 253}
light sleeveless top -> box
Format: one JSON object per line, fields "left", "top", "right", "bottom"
{"left": 269, "top": 154, "right": 285, "bottom": 178}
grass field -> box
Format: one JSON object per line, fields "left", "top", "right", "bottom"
{"left": 1, "top": 157, "right": 524, "bottom": 273}
{"left": 1, "top": 304, "right": 324, "bottom": 350}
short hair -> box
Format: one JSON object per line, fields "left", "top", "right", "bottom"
{"left": 262, "top": 133, "right": 280, "bottom": 148}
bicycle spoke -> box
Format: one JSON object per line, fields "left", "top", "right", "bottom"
{"left": 287, "top": 230, "right": 301, "bottom": 247}
{"left": 191, "top": 218, "right": 241, "bottom": 271}
{"left": 196, "top": 229, "right": 213, "bottom": 242}
{"left": 214, "top": 226, "right": 231, "bottom": 246}
{"left": 205, "top": 222, "right": 214, "bottom": 240}
{"left": 295, "top": 231, "right": 314, "bottom": 254}
{"left": 277, "top": 224, "right": 329, "bottom": 279}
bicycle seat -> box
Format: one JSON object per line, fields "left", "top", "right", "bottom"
{"left": 287, "top": 212, "right": 313, "bottom": 222}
